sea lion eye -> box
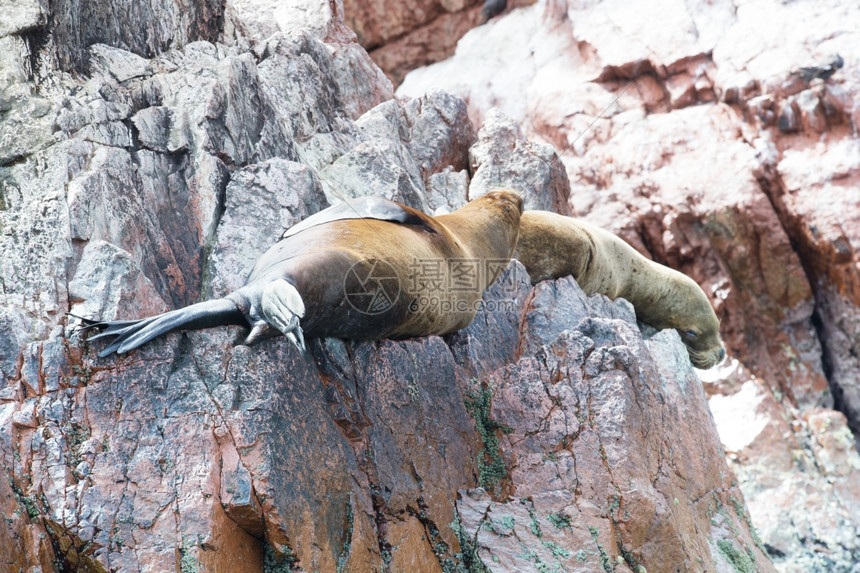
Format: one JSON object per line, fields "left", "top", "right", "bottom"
{"left": 683, "top": 330, "right": 698, "bottom": 339}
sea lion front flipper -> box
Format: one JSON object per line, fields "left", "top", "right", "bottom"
{"left": 255, "top": 279, "right": 306, "bottom": 352}
{"left": 281, "top": 196, "right": 431, "bottom": 239}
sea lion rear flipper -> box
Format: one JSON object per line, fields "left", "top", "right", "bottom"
{"left": 86, "top": 299, "right": 247, "bottom": 357}
{"left": 281, "top": 196, "right": 431, "bottom": 239}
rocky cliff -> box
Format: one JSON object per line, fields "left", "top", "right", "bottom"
{"left": 2, "top": 0, "right": 781, "bottom": 572}
{"left": 341, "top": 0, "right": 536, "bottom": 86}
{"left": 399, "top": 0, "right": 860, "bottom": 571}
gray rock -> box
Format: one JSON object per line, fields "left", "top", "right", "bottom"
{"left": 0, "top": 0, "right": 46, "bottom": 37}
{"left": 206, "top": 158, "right": 328, "bottom": 297}
{"left": 0, "top": 308, "right": 32, "bottom": 382}
{"left": 68, "top": 240, "right": 169, "bottom": 321}
{"left": 46, "top": 0, "right": 225, "bottom": 72}
{"left": 447, "top": 260, "right": 532, "bottom": 378}
{"left": 88, "top": 44, "right": 153, "bottom": 83}
{"left": 403, "top": 89, "right": 476, "bottom": 186}
{"left": 320, "top": 139, "right": 428, "bottom": 208}
{"left": 131, "top": 106, "right": 171, "bottom": 152}
{"left": 521, "top": 274, "right": 636, "bottom": 356}
{"left": 426, "top": 166, "right": 469, "bottom": 212}
{"left": 0, "top": 37, "right": 58, "bottom": 164}
{"left": 470, "top": 108, "right": 572, "bottom": 214}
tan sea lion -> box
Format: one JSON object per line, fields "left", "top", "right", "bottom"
{"left": 515, "top": 210, "right": 725, "bottom": 369}
{"left": 84, "top": 191, "right": 523, "bottom": 357}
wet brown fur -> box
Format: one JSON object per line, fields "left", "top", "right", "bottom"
{"left": 232, "top": 190, "right": 524, "bottom": 341}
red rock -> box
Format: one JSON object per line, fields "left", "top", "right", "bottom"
{"left": 342, "top": 0, "right": 482, "bottom": 85}
{"left": 367, "top": 8, "right": 484, "bottom": 86}
{"left": 387, "top": 516, "right": 445, "bottom": 573}
{"left": 343, "top": 0, "right": 539, "bottom": 85}
{"left": 397, "top": 0, "right": 860, "bottom": 568}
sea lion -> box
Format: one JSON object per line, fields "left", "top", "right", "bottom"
{"left": 514, "top": 210, "right": 725, "bottom": 369}
{"left": 85, "top": 191, "right": 523, "bottom": 357}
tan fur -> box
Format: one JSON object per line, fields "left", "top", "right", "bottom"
{"left": 393, "top": 190, "right": 523, "bottom": 336}
{"left": 515, "top": 210, "right": 725, "bottom": 369}
{"left": 239, "top": 190, "right": 524, "bottom": 342}
{"left": 321, "top": 190, "right": 522, "bottom": 339}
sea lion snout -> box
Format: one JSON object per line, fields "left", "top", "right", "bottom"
{"left": 681, "top": 321, "right": 726, "bottom": 369}
{"left": 686, "top": 342, "right": 726, "bottom": 370}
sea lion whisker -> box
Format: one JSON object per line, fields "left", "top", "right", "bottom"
{"left": 684, "top": 344, "right": 721, "bottom": 370}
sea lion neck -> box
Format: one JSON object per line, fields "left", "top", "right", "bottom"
{"left": 437, "top": 190, "right": 523, "bottom": 263}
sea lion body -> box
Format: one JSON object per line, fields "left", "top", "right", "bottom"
{"left": 515, "top": 210, "right": 725, "bottom": 369}
{"left": 87, "top": 191, "right": 522, "bottom": 355}
{"left": 232, "top": 194, "right": 520, "bottom": 340}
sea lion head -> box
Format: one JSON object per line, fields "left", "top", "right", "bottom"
{"left": 477, "top": 189, "right": 524, "bottom": 219}
{"left": 668, "top": 275, "right": 725, "bottom": 369}
{"left": 454, "top": 190, "right": 524, "bottom": 261}
{"left": 246, "top": 279, "right": 307, "bottom": 351}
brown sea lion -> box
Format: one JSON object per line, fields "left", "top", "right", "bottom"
{"left": 85, "top": 191, "right": 523, "bottom": 357}
{"left": 515, "top": 210, "right": 725, "bottom": 369}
